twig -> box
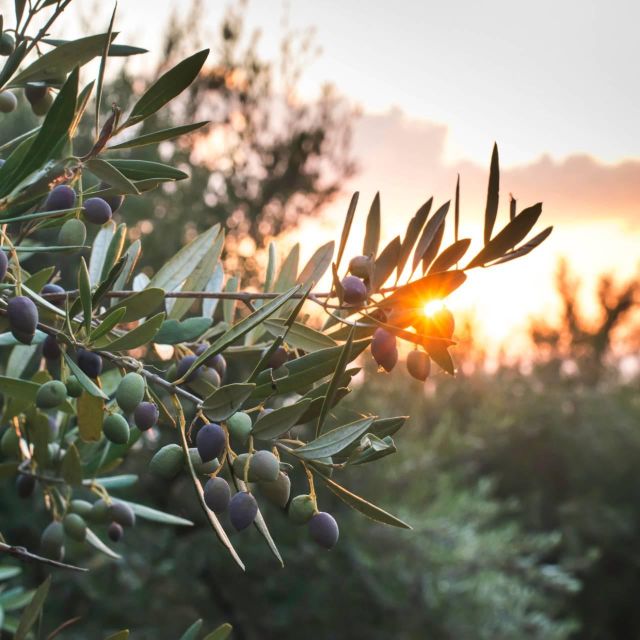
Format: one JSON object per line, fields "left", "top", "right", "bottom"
{"left": 0, "top": 541, "right": 87, "bottom": 572}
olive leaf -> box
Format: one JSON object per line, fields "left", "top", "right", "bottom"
{"left": 14, "top": 575, "right": 51, "bottom": 640}
{"left": 363, "top": 192, "right": 381, "bottom": 258}
{"left": 108, "top": 288, "right": 165, "bottom": 323}
{"left": 251, "top": 399, "right": 313, "bottom": 440}
{"left": 62, "top": 354, "right": 108, "bottom": 400}
{"left": 116, "top": 500, "right": 193, "bottom": 527}
{"left": 484, "top": 142, "right": 500, "bottom": 245}
{"left": 85, "top": 158, "right": 140, "bottom": 195}
{"left": 297, "top": 417, "right": 375, "bottom": 460}
{"left": 263, "top": 319, "right": 337, "bottom": 352}
{"left": 101, "top": 312, "right": 165, "bottom": 351}
{"left": 428, "top": 238, "right": 471, "bottom": 274}
{"left": 335, "top": 191, "right": 359, "bottom": 272}
{"left": 109, "top": 122, "right": 209, "bottom": 150}
{"left": 202, "top": 384, "right": 256, "bottom": 421}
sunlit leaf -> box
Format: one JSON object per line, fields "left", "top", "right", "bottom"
{"left": 102, "top": 312, "right": 165, "bottom": 351}
{"left": 484, "top": 142, "right": 500, "bottom": 245}
{"left": 362, "top": 192, "right": 380, "bottom": 258}
{"left": 251, "top": 399, "right": 312, "bottom": 440}
{"left": 109, "top": 121, "right": 209, "bottom": 150}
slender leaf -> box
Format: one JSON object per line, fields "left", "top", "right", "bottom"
{"left": 298, "top": 417, "right": 374, "bottom": 459}
{"left": 362, "top": 192, "right": 380, "bottom": 258}
{"left": 109, "top": 121, "right": 209, "bottom": 150}
{"left": 62, "top": 353, "right": 108, "bottom": 400}
{"left": 251, "top": 399, "right": 312, "bottom": 440}
{"left": 335, "top": 191, "right": 359, "bottom": 271}
{"left": 14, "top": 576, "right": 50, "bottom": 640}
{"left": 102, "top": 312, "right": 165, "bottom": 351}
{"left": 428, "top": 239, "right": 471, "bottom": 274}
{"left": 484, "top": 142, "right": 500, "bottom": 245}
{"left": 202, "top": 383, "right": 256, "bottom": 421}
{"left": 118, "top": 500, "right": 193, "bottom": 526}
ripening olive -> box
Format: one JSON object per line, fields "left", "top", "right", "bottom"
{"left": 88, "top": 498, "right": 110, "bottom": 524}
{"left": 107, "top": 522, "right": 124, "bottom": 542}
{"left": 83, "top": 197, "right": 112, "bottom": 225}
{"left": 77, "top": 349, "right": 102, "bottom": 378}
{"left": 150, "top": 443, "right": 184, "bottom": 479}
{"left": 16, "top": 473, "right": 36, "bottom": 499}
{"left": 40, "top": 521, "right": 65, "bottom": 560}
{"left": 249, "top": 449, "right": 280, "bottom": 482}
{"left": 187, "top": 447, "right": 218, "bottom": 475}
{"left": 99, "top": 183, "right": 125, "bottom": 213}
{"left": 57, "top": 219, "right": 86, "bottom": 249}
{"left": 348, "top": 255, "right": 373, "bottom": 279}
{"left": 45, "top": 184, "right": 76, "bottom": 212}
{"left": 176, "top": 355, "right": 201, "bottom": 382}
{"left": 41, "top": 283, "right": 66, "bottom": 304}
{"left": 0, "top": 33, "right": 15, "bottom": 56}
{"left": 341, "top": 275, "right": 368, "bottom": 305}
{"left": 227, "top": 411, "right": 252, "bottom": 446}
{"left": 8, "top": 295, "right": 38, "bottom": 344}
{"left": 406, "top": 349, "right": 431, "bottom": 381}
{"left": 24, "top": 83, "right": 48, "bottom": 105}
{"left": 267, "top": 346, "right": 288, "bottom": 371}
{"left": 228, "top": 491, "right": 258, "bottom": 531}
{"left": 0, "top": 90, "right": 17, "bottom": 113}
{"left": 288, "top": 494, "right": 316, "bottom": 525}
{"left": 203, "top": 476, "right": 231, "bottom": 514}
{"left": 196, "top": 423, "right": 226, "bottom": 463}
{"left": 42, "top": 334, "right": 61, "bottom": 360}
{"left": 63, "top": 513, "right": 87, "bottom": 541}
{"left": 35, "top": 380, "right": 67, "bottom": 409}
{"left": 258, "top": 472, "right": 291, "bottom": 508}
{"left": 134, "top": 401, "right": 159, "bottom": 431}
{"left": 371, "top": 327, "right": 398, "bottom": 372}
{"left": 31, "top": 92, "right": 54, "bottom": 117}
{"left": 115, "top": 372, "right": 146, "bottom": 413}
{"left": 110, "top": 501, "right": 136, "bottom": 528}
{"left": 65, "top": 375, "right": 83, "bottom": 398}
{"left": 103, "top": 413, "right": 130, "bottom": 445}
{"left": 309, "top": 511, "right": 339, "bottom": 549}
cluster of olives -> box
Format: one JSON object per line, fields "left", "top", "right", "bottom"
{"left": 339, "top": 254, "right": 374, "bottom": 306}
{"left": 0, "top": 80, "right": 55, "bottom": 116}
{"left": 40, "top": 499, "right": 136, "bottom": 562}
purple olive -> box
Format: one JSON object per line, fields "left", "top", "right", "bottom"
{"left": 41, "top": 283, "right": 66, "bottom": 304}
{"left": 371, "top": 328, "right": 398, "bottom": 372}
{"left": 42, "top": 334, "right": 61, "bottom": 360}
{"left": 99, "top": 183, "right": 125, "bottom": 213}
{"left": 83, "top": 197, "right": 112, "bottom": 225}
{"left": 341, "top": 275, "right": 368, "bottom": 305}
{"left": 309, "top": 511, "right": 339, "bottom": 549}
{"left": 25, "top": 83, "right": 48, "bottom": 105}
{"left": 7, "top": 296, "right": 38, "bottom": 344}
{"left": 266, "top": 346, "right": 288, "bottom": 371}
{"left": 228, "top": 491, "right": 258, "bottom": 531}
{"left": 16, "top": 473, "right": 36, "bottom": 499}
{"left": 134, "top": 402, "right": 159, "bottom": 431}
{"left": 176, "top": 355, "right": 201, "bottom": 383}
{"left": 45, "top": 185, "right": 76, "bottom": 212}
{"left": 406, "top": 350, "right": 431, "bottom": 381}
{"left": 107, "top": 522, "right": 124, "bottom": 542}
{"left": 77, "top": 349, "right": 103, "bottom": 379}
{"left": 109, "top": 501, "right": 136, "bottom": 528}
{"left": 203, "top": 476, "right": 231, "bottom": 514}
{"left": 196, "top": 423, "right": 226, "bottom": 463}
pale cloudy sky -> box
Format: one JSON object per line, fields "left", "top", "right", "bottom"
{"left": 4, "top": 0, "right": 638, "bottom": 350}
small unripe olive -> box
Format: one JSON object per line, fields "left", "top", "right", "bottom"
{"left": 16, "top": 474, "right": 36, "bottom": 499}
{"left": 348, "top": 255, "right": 373, "bottom": 278}
{"left": 42, "top": 334, "right": 61, "bottom": 360}
{"left": 109, "top": 501, "right": 136, "bottom": 528}
{"left": 150, "top": 443, "right": 184, "bottom": 479}
{"left": 249, "top": 449, "right": 280, "bottom": 482}
{"left": 227, "top": 412, "right": 252, "bottom": 446}
{"left": 83, "top": 197, "right": 112, "bottom": 225}
{"left": 35, "top": 380, "right": 67, "bottom": 409}
{"left": 0, "top": 33, "right": 15, "bottom": 56}
{"left": 103, "top": 413, "right": 130, "bottom": 445}
{"left": 258, "top": 472, "right": 291, "bottom": 508}
{"left": 107, "top": 522, "right": 124, "bottom": 542}
{"left": 188, "top": 447, "right": 218, "bottom": 475}
{"left": 58, "top": 218, "right": 86, "bottom": 247}
{"left": 8, "top": 296, "right": 38, "bottom": 345}
{"left": 115, "top": 372, "right": 145, "bottom": 413}
{"left": 0, "top": 90, "right": 17, "bottom": 113}
{"left": 407, "top": 349, "right": 431, "bottom": 381}
{"left": 134, "top": 401, "right": 158, "bottom": 431}
{"left": 63, "top": 513, "right": 87, "bottom": 542}
{"left": 203, "top": 476, "right": 231, "bottom": 514}
{"left": 341, "top": 275, "right": 367, "bottom": 305}
{"left": 1, "top": 427, "right": 20, "bottom": 459}
{"left": 371, "top": 327, "right": 398, "bottom": 372}
{"left": 69, "top": 499, "right": 93, "bottom": 518}
{"left": 196, "top": 423, "right": 226, "bottom": 463}
{"left": 40, "top": 521, "right": 65, "bottom": 561}
{"left": 88, "top": 498, "right": 110, "bottom": 524}
{"left": 77, "top": 349, "right": 102, "bottom": 379}
{"left": 65, "top": 375, "right": 83, "bottom": 398}
{"left": 45, "top": 185, "right": 76, "bottom": 212}
{"left": 232, "top": 453, "right": 253, "bottom": 480}
{"left": 309, "top": 511, "right": 339, "bottom": 549}
{"left": 228, "top": 491, "right": 258, "bottom": 531}
{"left": 288, "top": 494, "right": 316, "bottom": 525}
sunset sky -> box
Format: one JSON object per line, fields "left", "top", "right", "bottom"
{"left": 27, "top": 0, "right": 640, "bottom": 353}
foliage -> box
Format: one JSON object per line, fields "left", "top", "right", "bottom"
{"left": 0, "top": 1, "right": 550, "bottom": 637}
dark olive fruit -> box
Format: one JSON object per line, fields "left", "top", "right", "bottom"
{"left": 188, "top": 448, "right": 218, "bottom": 475}
{"left": 89, "top": 498, "right": 110, "bottom": 524}
{"left": 267, "top": 346, "right": 288, "bottom": 371}
{"left": 58, "top": 218, "right": 86, "bottom": 247}
{"left": 196, "top": 423, "right": 226, "bottom": 463}
{"left": 41, "top": 283, "right": 66, "bottom": 304}
{"left": 99, "top": 183, "right": 125, "bottom": 213}
{"left": 0, "top": 33, "right": 15, "bottom": 56}
{"left": 31, "top": 92, "right": 54, "bottom": 117}
{"left": 103, "top": 413, "right": 130, "bottom": 445}
{"left": 25, "top": 83, "right": 48, "bottom": 105}
{"left": 232, "top": 452, "right": 253, "bottom": 480}
{"left": 65, "top": 375, "right": 83, "bottom": 398}
{"left": 309, "top": 512, "right": 339, "bottom": 549}
{"left": 63, "top": 513, "right": 87, "bottom": 542}
{"left": 16, "top": 473, "right": 36, "bottom": 498}
{"left": 371, "top": 327, "right": 398, "bottom": 372}
{"left": 341, "top": 275, "right": 368, "bottom": 305}
{"left": 134, "top": 401, "right": 159, "bottom": 431}
{"left": 83, "top": 197, "right": 112, "bottom": 225}
{"left": 227, "top": 411, "right": 252, "bottom": 446}
{"left": 208, "top": 353, "right": 227, "bottom": 378}
{"left": 288, "top": 494, "right": 316, "bottom": 525}
{"left": 35, "top": 380, "right": 67, "bottom": 409}
{"left": 77, "top": 349, "right": 102, "bottom": 378}
{"left": 407, "top": 349, "right": 431, "bottom": 381}
{"left": 40, "top": 521, "right": 65, "bottom": 560}
{"left": 116, "top": 372, "right": 145, "bottom": 413}
{"left": 0, "top": 90, "right": 17, "bottom": 113}
{"left": 107, "top": 522, "right": 124, "bottom": 542}
{"left": 203, "top": 476, "right": 231, "bottom": 514}
{"left": 150, "top": 443, "right": 184, "bottom": 479}
{"left": 348, "top": 255, "right": 373, "bottom": 278}
{"left": 176, "top": 355, "right": 201, "bottom": 382}
{"left": 0, "top": 250, "right": 7, "bottom": 281}
{"left": 69, "top": 499, "right": 93, "bottom": 518}
{"left": 249, "top": 450, "right": 280, "bottom": 482}
{"left": 1, "top": 427, "right": 20, "bottom": 459}
{"left": 110, "top": 501, "right": 136, "bottom": 528}
{"left": 8, "top": 295, "right": 38, "bottom": 344}
{"left": 258, "top": 472, "right": 291, "bottom": 508}
{"left": 42, "top": 334, "right": 61, "bottom": 360}
{"left": 228, "top": 491, "right": 258, "bottom": 531}
{"left": 45, "top": 184, "right": 76, "bottom": 212}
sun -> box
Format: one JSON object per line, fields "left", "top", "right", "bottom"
{"left": 423, "top": 299, "right": 445, "bottom": 318}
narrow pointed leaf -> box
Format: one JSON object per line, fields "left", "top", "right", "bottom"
{"left": 202, "top": 384, "right": 256, "bottom": 421}
{"left": 252, "top": 399, "right": 312, "bottom": 439}
{"left": 428, "top": 239, "right": 471, "bottom": 274}
{"left": 63, "top": 353, "right": 108, "bottom": 400}
{"left": 298, "top": 417, "right": 374, "bottom": 459}
{"left": 335, "top": 192, "right": 359, "bottom": 271}
{"left": 109, "top": 122, "right": 209, "bottom": 150}
{"left": 102, "top": 312, "right": 165, "bottom": 351}
{"left": 484, "top": 143, "right": 500, "bottom": 245}
{"left": 362, "top": 192, "right": 380, "bottom": 258}
{"left": 413, "top": 200, "right": 449, "bottom": 272}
